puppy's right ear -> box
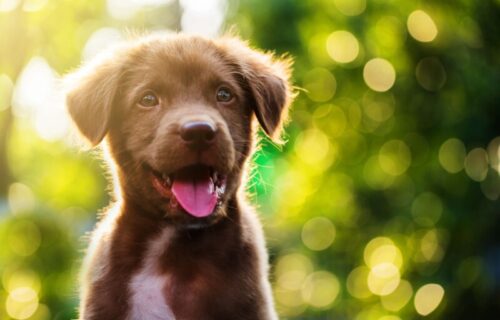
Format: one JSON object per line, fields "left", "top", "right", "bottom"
{"left": 64, "top": 50, "right": 124, "bottom": 146}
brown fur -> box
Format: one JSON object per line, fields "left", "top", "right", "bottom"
{"left": 65, "top": 33, "right": 293, "bottom": 319}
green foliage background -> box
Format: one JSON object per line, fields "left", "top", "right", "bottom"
{"left": 0, "top": 0, "right": 499, "bottom": 319}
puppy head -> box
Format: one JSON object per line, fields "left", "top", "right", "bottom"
{"left": 65, "top": 34, "right": 293, "bottom": 228}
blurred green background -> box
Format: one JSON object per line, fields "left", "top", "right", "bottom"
{"left": 0, "top": 0, "right": 499, "bottom": 319}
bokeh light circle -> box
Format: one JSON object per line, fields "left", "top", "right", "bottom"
{"left": 416, "top": 57, "right": 447, "bottom": 91}
{"left": 303, "top": 68, "right": 337, "bottom": 102}
{"left": 301, "top": 271, "right": 341, "bottom": 308}
{"left": 411, "top": 192, "right": 443, "bottom": 227}
{"left": 363, "top": 58, "right": 396, "bottom": 92}
{"left": 407, "top": 10, "right": 438, "bottom": 42}
{"left": 439, "top": 138, "right": 466, "bottom": 173}
{"left": 333, "top": 0, "right": 366, "bottom": 16}
{"left": 464, "top": 148, "right": 489, "bottom": 182}
{"left": 380, "top": 280, "right": 413, "bottom": 311}
{"left": 487, "top": 137, "right": 500, "bottom": 173}
{"left": 367, "top": 263, "right": 401, "bottom": 296}
{"left": 326, "top": 31, "right": 360, "bottom": 63}
{"left": 364, "top": 237, "right": 403, "bottom": 269}
{"left": 346, "top": 266, "right": 372, "bottom": 299}
{"left": 6, "top": 287, "right": 39, "bottom": 320}
{"left": 301, "top": 217, "right": 336, "bottom": 251}
{"left": 414, "top": 283, "right": 445, "bottom": 315}
{"left": 378, "top": 140, "right": 412, "bottom": 176}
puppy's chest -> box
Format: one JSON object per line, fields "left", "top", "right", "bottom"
{"left": 128, "top": 266, "right": 174, "bottom": 319}
{"left": 127, "top": 228, "right": 175, "bottom": 320}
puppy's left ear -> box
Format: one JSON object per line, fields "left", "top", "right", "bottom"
{"left": 219, "top": 38, "right": 294, "bottom": 142}
{"left": 64, "top": 48, "right": 126, "bottom": 147}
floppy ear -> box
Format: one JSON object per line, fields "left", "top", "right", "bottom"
{"left": 218, "top": 38, "right": 294, "bottom": 142}
{"left": 64, "top": 50, "right": 125, "bottom": 146}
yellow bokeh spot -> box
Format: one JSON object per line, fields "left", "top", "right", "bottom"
{"left": 487, "top": 136, "right": 500, "bottom": 173}
{"left": 333, "top": 0, "right": 366, "bottom": 16}
{"left": 364, "top": 237, "right": 403, "bottom": 269}
{"left": 6, "top": 287, "right": 39, "bottom": 320}
{"left": 7, "top": 220, "right": 42, "bottom": 256}
{"left": 275, "top": 169, "right": 309, "bottom": 211}
{"left": 369, "top": 16, "right": 405, "bottom": 56}
{"left": 364, "top": 156, "right": 395, "bottom": 190}
{"left": 380, "top": 280, "right": 413, "bottom": 311}
{"left": 363, "top": 58, "right": 396, "bottom": 92}
{"left": 407, "top": 10, "right": 438, "bottom": 42}
{"left": 355, "top": 306, "right": 386, "bottom": 320}
{"left": 301, "top": 217, "right": 336, "bottom": 251}
{"left": 439, "top": 138, "right": 466, "bottom": 173}
{"left": 301, "top": 271, "right": 341, "bottom": 308}
{"left": 326, "top": 31, "right": 360, "bottom": 63}
{"left": 378, "top": 140, "right": 412, "bottom": 176}
{"left": 420, "top": 229, "right": 444, "bottom": 262}
{"left": 22, "top": 0, "right": 48, "bottom": 12}
{"left": 464, "top": 148, "right": 489, "bottom": 182}
{"left": 8, "top": 182, "right": 36, "bottom": 214}
{"left": 346, "top": 266, "right": 372, "bottom": 299}
{"left": 411, "top": 192, "right": 443, "bottom": 227}
{"left": 378, "top": 316, "right": 401, "bottom": 320}
{"left": 367, "top": 263, "right": 401, "bottom": 296}
{"left": 304, "top": 68, "right": 337, "bottom": 102}
{"left": 5, "top": 269, "right": 41, "bottom": 294}
{"left": 369, "top": 245, "right": 403, "bottom": 270}
{"left": 275, "top": 253, "right": 313, "bottom": 292}
{"left": 362, "top": 95, "right": 395, "bottom": 123}
{"left": 414, "top": 283, "right": 445, "bottom": 316}
{"left": 294, "top": 128, "right": 334, "bottom": 169}
{"left": 274, "top": 253, "right": 313, "bottom": 312}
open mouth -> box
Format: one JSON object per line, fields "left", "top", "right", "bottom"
{"left": 149, "top": 164, "right": 226, "bottom": 218}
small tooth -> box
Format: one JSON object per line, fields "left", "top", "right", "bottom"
{"left": 162, "top": 173, "right": 172, "bottom": 186}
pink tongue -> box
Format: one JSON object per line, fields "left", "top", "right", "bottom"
{"left": 171, "top": 177, "right": 217, "bottom": 218}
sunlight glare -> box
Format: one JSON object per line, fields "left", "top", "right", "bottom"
{"left": 83, "top": 28, "right": 124, "bottom": 62}
{"left": 0, "top": 0, "right": 19, "bottom": 11}
{"left": 180, "top": 0, "right": 227, "bottom": 37}
{"left": 107, "top": 0, "right": 173, "bottom": 20}
{"left": 12, "top": 57, "right": 69, "bottom": 141}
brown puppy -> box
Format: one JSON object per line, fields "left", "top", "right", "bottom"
{"left": 65, "top": 33, "right": 293, "bottom": 319}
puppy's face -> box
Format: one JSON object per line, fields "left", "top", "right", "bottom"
{"left": 66, "top": 35, "right": 292, "bottom": 228}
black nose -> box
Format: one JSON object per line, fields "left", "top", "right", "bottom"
{"left": 180, "top": 121, "right": 216, "bottom": 148}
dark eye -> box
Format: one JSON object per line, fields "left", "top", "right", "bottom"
{"left": 138, "top": 92, "right": 159, "bottom": 108}
{"left": 216, "top": 87, "right": 233, "bottom": 102}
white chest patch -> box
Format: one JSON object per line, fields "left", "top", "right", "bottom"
{"left": 128, "top": 228, "right": 175, "bottom": 320}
